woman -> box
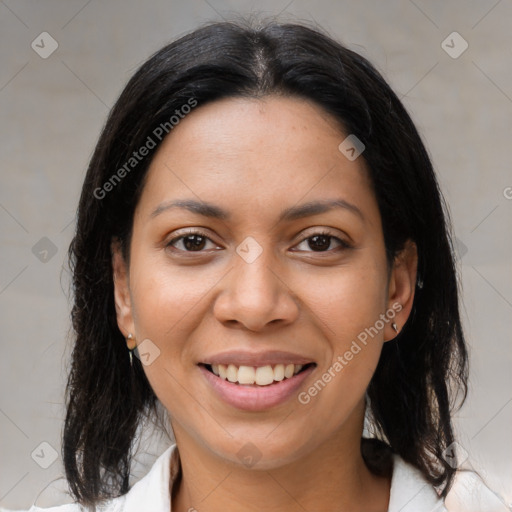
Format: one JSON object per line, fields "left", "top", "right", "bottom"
{"left": 28, "top": 18, "right": 468, "bottom": 511}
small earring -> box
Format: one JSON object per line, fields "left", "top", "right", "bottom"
{"left": 127, "top": 333, "right": 136, "bottom": 367}
{"left": 391, "top": 322, "right": 399, "bottom": 334}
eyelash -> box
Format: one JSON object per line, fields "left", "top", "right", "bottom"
{"left": 166, "top": 228, "right": 352, "bottom": 255}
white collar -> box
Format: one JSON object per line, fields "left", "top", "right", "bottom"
{"left": 110, "top": 444, "right": 178, "bottom": 511}
{"left": 114, "top": 445, "right": 446, "bottom": 512}
{"left": 388, "top": 455, "right": 447, "bottom": 511}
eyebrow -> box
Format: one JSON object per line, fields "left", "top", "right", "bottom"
{"left": 150, "top": 198, "right": 364, "bottom": 223}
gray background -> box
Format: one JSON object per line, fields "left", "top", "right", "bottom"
{"left": 0, "top": 0, "right": 511, "bottom": 510}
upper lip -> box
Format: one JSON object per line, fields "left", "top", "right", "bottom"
{"left": 200, "top": 350, "right": 315, "bottom": 367}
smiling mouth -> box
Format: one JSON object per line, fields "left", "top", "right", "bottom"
{"left": 200, "top": 363, "right": 316, "bottom": 386}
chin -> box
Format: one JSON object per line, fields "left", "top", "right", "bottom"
{"left": 204, "top": 430, "right": 317, "bottom": 471}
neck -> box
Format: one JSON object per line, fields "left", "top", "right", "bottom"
{"left": 171, "top": 419, "right": 391, "bottom": 512}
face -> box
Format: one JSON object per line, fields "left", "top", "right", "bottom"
{"left": 113, "top": 96, "right": 417, "bottom": 469}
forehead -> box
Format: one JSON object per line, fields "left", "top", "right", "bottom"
{"left": 135, "top": 96, "right": 377, "bottom": 226}
{"left": 155, "top": 95, "right": 347, "bottom": 163}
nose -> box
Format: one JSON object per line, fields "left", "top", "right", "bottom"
{"left": 213, "top": 247, "right": 300, "bottom": 331}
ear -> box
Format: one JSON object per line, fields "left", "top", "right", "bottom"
{"left": 385, "top": 239, "right": 418, "bottom": 342}
{"left": 111, "top": 239, "right": 135, "bottom": 343}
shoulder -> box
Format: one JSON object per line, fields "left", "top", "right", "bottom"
{"left": 0, "top": 502, "right": 92, "bottom": 512}
{"left": 388, "top": 455, "right": 447, "bottom": 512}
{"left": 1, "top": 445, "right": 177, "bottom": 512}
{"left": 0, "top": 499, "right": 126, "bottom": 512}
{"left": 0, "top": 507, "right": 90, "bottom": 512}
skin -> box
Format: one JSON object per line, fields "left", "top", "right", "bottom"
{"left": 112, "top": 96, "right": 418, "bottom": 512}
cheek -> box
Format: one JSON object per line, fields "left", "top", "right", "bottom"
{"left": 130, "top": 250, "right": 214, "bottom": 339}
{"left": 297, "top": 259, "right": 388, "bottom": 406}
{"left": 128, "top": 252, "right": 227, "bottom": 390}
{"left": 300, "top": 258, "right": 388, "bottom": 342}
{"left": 128, "top": 263, "right": 211, "bottom": 422}
{"left": 127, "top": 257, "right": 198, "bottom": 376}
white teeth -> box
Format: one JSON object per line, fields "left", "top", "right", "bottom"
{"left": 237, "top": 365, "right": 255, "bottom": 384}
{"left": 226, "top": 364, "right": 238, "bottom": 383}
{"left": 255, "top": 365, "right": 274, "bottom": 386}
{"left": 274, "top": 363, "right": 285, "bottom": 381}
{"left": 208, "top": 363, "right": 307, "bottom": 385}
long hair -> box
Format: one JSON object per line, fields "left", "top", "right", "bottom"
{"left": 64, "top": 18, "right": 468, "bottom": 508}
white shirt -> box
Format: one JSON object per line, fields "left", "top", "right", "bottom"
{"left": 4, "top": 444, "right": 447, "bottom": 512}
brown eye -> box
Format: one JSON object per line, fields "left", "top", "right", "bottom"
{"left": 294, "top": 231, "right": 351, "bottom": 253}
{"left": 167, "top": 230, "right": 217, "bottom": 252}
{"left": 180, "top": 234, "right": 207, "bottom": 251}
{"left": 307, "top": 234, "right": 333, "bottom": 251}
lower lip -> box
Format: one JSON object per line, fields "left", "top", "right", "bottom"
{"left": 199, "top": 364, "right": 315, "bottom": 411}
